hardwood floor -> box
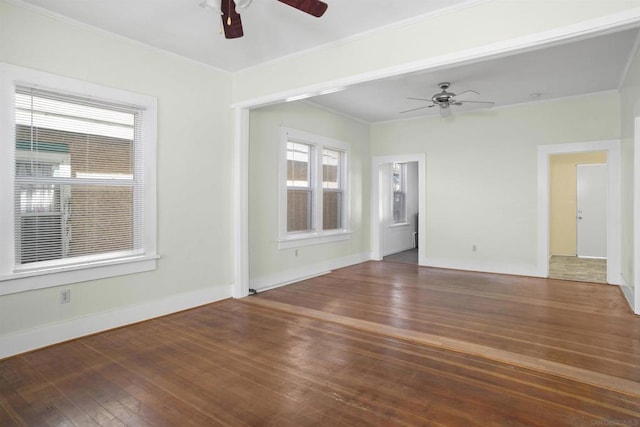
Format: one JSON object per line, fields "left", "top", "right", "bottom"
{"left": 2, "top": 261, "right": 639, "bottom": 426}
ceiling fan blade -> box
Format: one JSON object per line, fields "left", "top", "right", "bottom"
{"left": 458, "top": 100, "right": 495, "bottom": 106}
{"left": 221, "top": 0, "right": 244, "bottom": 39}
{"left": 399, "top": 105, "right": 432, "bottom": 114}
{"left": 454, "top": 89, "right": 479, "bottom": 97}
{"left": 407, "top": 97, "right": 431, "bottom": 102}
{"left": 277, "top": 0, "right": 328, "bottom": 17}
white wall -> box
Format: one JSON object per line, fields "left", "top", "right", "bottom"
{"left": 248, "top": 101, "right": 370, "bottom": 290}
{"left": 371, "top": 92, "right": 621, "bottom": 276}
{"left": 0, "top": 1, "right": 234, "bottom": 357}
{"left": 619, "top": 37, "right": 640, "bottom": 312}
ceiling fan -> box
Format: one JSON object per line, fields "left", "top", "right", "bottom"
{"left": 401, "top": 82, "right": 495, "bottom": 118}
{"left": 200, "top": 0, "right": 328, "bottom": 39}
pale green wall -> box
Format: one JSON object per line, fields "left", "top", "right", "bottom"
{"left": 371, "top": 92, "right": 620, "bottom": 273}
{"left": 249, "top": 102, "right": 370, "bottom": 282}
{"left": 2, "top": 0, "right": 639, "bottom": 347}
{"left": 232, "top": 0, "right": 640, "bottom": 103}
{"left": 0, "top": 2, "right": 234, "bottom": 336}
{"left": 620, "top": 41, "right": 640, "bottom": 302}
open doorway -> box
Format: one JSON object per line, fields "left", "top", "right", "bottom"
{"left": 548, "top": 152, "right": 607, "bottom": 283}
{"left": 381, "top": 161, "right": 419, "bottom": 264}
{"left": 371, "top": 154, "right": 426, "bottom": 266}
{"left": 537, "top": 140, "right": 621, "bottom": 286}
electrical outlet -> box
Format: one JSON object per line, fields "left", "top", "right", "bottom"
{"left": 60, "top": 289, "right": 71, "bottom": 304}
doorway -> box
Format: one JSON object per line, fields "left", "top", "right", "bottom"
{"left": 548, "top": 153, "right": 607, "bottom": 283}
{"left": 538, "top": 141, "right": 620, "bottom": 285}
{"left": 381, "top": 161, "right": 419, "bottom": 264}
{"left": 371, "top": 154, "right": 426, "bottom": 265}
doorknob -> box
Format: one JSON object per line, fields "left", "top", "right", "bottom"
{"left": 577, "top": 215, "right": 583, "bottom": 220}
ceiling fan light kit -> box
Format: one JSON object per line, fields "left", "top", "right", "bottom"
{"left": 401, "top": 82, "right": 495, "bottom": 118}
{"left": 204, "top": 0, "right": 328, "bottom": 39}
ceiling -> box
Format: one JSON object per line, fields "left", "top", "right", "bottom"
{"left": 308, "top": 28, "right": 640, "bottom": 122}
{"left": 16, "top": 0, "right": 640, "bottom": 123}
{"left": 17, "top": 0, "right": 471, "bottom": 72}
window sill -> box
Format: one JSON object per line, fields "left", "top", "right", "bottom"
{"left": 0, "top": 254, "right": 159, "bottom": 296}
{"left": 278, "top": 230, "right": 352, "bottom": 249}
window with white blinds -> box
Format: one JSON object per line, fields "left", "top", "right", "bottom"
{"left": 0, "top": 63, "right": 157, "bottom": 294}
{"left": 279, "top": 127, "right": 351, "bottom": 249}
{"left": 14, "top": 86, "right": 145, "bottom": 267}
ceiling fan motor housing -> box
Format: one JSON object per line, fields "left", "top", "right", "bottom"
{"left": 432, "top": 82, "right": 456, "bottom": 106}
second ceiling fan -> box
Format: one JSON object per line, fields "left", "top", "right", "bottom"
{"left": 401, "top": 82, "right": 495, "bottom": 118}
{"left": 201, "top": 0, "right": 328, "bottom": 39}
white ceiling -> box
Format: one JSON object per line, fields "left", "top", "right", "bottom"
{"left": 308, "top": 28, "right": 640, "bottom": 122}
{"left": 16, "top": 0, "right": 640, "bottom": 123}
{"left": 17, "top": 0, "right": 471, "bottom": 72}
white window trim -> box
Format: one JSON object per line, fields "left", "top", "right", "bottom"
{"left": 0, "top": 63, "right": 158, "bottom": 296}
{"left": 278, "top": 127, "right": 351, "bottom": 249}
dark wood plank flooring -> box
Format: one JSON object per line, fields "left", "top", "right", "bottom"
{"left": 1, "top": 261, "right": 639, "bottom": 426}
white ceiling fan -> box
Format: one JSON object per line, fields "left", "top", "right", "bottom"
{"left": 401, "top": 82, "right": 495, "bottom": 118}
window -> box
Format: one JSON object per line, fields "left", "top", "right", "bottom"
{"left": 0, "top": 64, "right": 157, "bottom": 295}
{"left": 392, "top": 162, "right": 407, "bottom": 224}
{"left": 279, "top": 127, "right": 350, "bottom": 248}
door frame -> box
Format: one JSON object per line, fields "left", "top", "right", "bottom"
{"left": 371, "top": 153, "right": 426, "bottom": 264}
{"left": 537, "top": 140, "right": 621, "bottom": 284}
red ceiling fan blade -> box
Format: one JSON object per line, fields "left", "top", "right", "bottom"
{"left": 221, "top": 0, "right": 244, "bottom": 39}
{"left": 277, "top": 0, "right": 328, "bottom": 17}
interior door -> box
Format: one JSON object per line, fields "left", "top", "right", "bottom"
{"left": 576, "top": 164, "right": 607, "bottom": 258}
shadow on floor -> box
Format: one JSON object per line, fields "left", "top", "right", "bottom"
{"left": 383, "top": 248, "right": 418, "bottom": 265}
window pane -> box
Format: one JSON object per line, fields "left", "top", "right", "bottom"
{"left": 393, "top": 192, "right": 406, "bottom": 223}
{"left": 322, "top": 148, "right": 340, "bottom": 189}
{"left": 15, "top": 183, "right": 134, "bottom": 264}
{"left": 323, "top": 190, "right": 342, "bottom": 230}
{"left": 392, "top": 162, "right": 407, "bottom": 223}
{"left": 287, "top": 142, "right": 310, "bottom": 187}
{"left": 392, "top": 162, "right": 402, "bottom": 192}
{"left": 287, "top": 189, "right": 312, "bottom": 232}
{"left": 14, "top": 86, "right": 141, "bottom": 267}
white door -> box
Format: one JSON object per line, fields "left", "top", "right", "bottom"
{"left": 576, "top": 164, "right": 607, "bottom": 258}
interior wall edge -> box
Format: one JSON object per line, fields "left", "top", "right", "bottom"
{"left": 250, "top": 252, "right": 370, "bottom": 292}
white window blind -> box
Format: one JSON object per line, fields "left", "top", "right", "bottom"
{"left": 14, "top": 86, "right": 146, "bottom": 268}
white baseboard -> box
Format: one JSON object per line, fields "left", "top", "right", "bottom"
{"left": 0, "top": 284, "right": 232, "bottom": 360}
{"left": 422, "top": 257, "right": 541, "bottom": 278}
{"left": 619, "top": 274, "right": 636, "bottom": 314}
{"left": 251, "top": 252, "right": 370, "bottom": 292}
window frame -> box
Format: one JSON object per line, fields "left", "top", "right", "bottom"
{"left": 0, "top": 63, "right": 158, "bottom": 296}
{"left": 278, "top": 127, "right": 351, "bottom": 249}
